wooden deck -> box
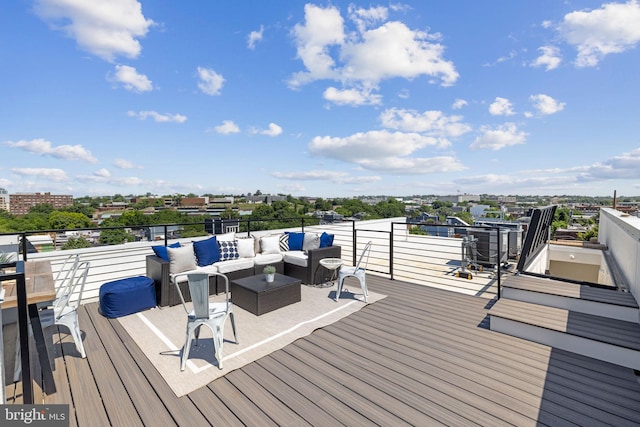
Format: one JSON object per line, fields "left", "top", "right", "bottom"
{"left": 6, "top": 275, "right": 640, "bottom": 426}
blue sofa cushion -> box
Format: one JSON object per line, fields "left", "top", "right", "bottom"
{"left": 320, "top": 232, "right": 334, "bottom": 248}
{"left": 193, "top": 236, "right": 220, "bottom": 266}
{"left": 286, "top": 232, "right": 304, "bottom": 251}
{"left": 152, "top": 242, "right": 180, "bottom": 261}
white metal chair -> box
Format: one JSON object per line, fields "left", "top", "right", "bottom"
{"left": 40, "top": 260, "right": 90, "bottom": 358}
{"left": 336, "top": 241, "right": 372, "bottom": 302}
{"left": 14, "top": 260, "right": 90, "bottom": 382}
{"left": 173, "top": 272, "right": 237, "bottom": 371}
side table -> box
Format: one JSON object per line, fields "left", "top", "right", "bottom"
{"left": 319, "top": 258, "right": 344, "bottom": 289}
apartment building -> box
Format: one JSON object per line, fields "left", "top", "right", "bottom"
{"left": 9, "top": 192, "right": 73, "bottom": 215}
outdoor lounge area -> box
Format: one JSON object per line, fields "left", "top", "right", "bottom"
{"left": 2, "top": 210, "right": 640, "bottom": 425}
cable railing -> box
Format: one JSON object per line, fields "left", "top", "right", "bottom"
{"left": 0, "top": 217, "right": 512, "bottom": 300}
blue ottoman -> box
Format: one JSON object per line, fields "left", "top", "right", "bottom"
{"left": 99, "top": 276, "right": 156, "bottom": 318}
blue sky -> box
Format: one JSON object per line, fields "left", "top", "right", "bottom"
{"left": 2, "top": 1, "right": 640, "bottom": 199}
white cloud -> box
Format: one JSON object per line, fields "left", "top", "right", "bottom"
{"left": 113, "top": 158, "right": 141, "bottom": 169}
{"left": 289, "top": 4, "right": 345, "bottom": 87}
{"left": 559, "top": 0, "right": 640, "bottom": 67}
{"left": 379, "top": 108, "right": 471, "bottom": 140}
{"left": 5, "top": 138, "right": 97, "bottom": 163}
{"left": 272, "top": 170, "right": 381, "bottom": 184}
{"left": 127, "top": 110, "right": 187, "bottom": 123}
{"left": 340, "top": 21, "right": 458, "bottom": 86}
{"left": 11, "top": 168, "right": 68, "bottom": 182}
{"left": 323, "top": 87, "right": 382, "bottom": 106}
{"left": 348, "top": 5, "right": 388, "bottom": 33}
{"left": 489, "top": 97, "right": 515, "bottom": 116}
{"left": 197, "top": 67, "right": 225, "bottom": 95}
{"left": 259, "top": 123, "right": 283, "bottom": 137}
{"left": 94, "top": 168, "right": 111, "bottom": 177}
{"left": 470, "top": 123, "right": 527, "bottom": 150}
{"left": 289, "top": 4, "right": 458, "bottom": 103}
{"left": 357, "top": 156, "right": 466, "bottom": 174}
{"left": 247, "top": 25, "right": 264, "bottom": 49}
{"left": 110, "top": 65, "right": 152, "bottom": 92}
{"left": 530, "top": 94, "right": 565, "bottom": 115}
{"left": 531, "top": 45, "right": 562, "bottom": 71}
{"left": 452, "top": 99, "right": 468, "bottom": 109}
{"left": 215, "top": 120, "right": 240, "bottom": 134}
{"left": 578, "top": 147, "right": 640, "bottom": 180}
{"left": 34, "top": 0, "right": 154, "bottom": 62}
{"left": 307, "top": 130, "right": 466, "bottom": 174}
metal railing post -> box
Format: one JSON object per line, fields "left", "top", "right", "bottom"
{"left": 390, "top": 223, "right": 394, "bottom": 280}
{"left": 352, "top": 221, "right": 357, "bottom": 266}
{"left": 496, "top": 226, "right": 502, "bottom": 299}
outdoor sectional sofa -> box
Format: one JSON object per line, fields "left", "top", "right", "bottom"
{"left": 146, "top": 231, "right": 341, "bottom": 306}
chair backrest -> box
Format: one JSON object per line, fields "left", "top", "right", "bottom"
{"left": 54, "top": 261, "right": 90, "bottom": 314}
{"left": 173, "top": 272, "right": 232, "bottom": 317}
{"left": 187, "top": 273, "right": 210, "bottom": 319}
{"left": 54, "top": 254, "right": 80, "bottom": 300}
{"left": 354, "top": 241, "right": 373, "bottom": 271}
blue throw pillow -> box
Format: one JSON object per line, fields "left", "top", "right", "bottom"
{"left": 193, "top": 236, "right": 220, "bottom": 266}
{"left": 319, "top": 232, "right": 334, "bottom": 248}
{"left": 286, "top": 232, "right": 304, "bottom": 251}
{"left": 152, "top": 242, "right": 180, "bottom": 261}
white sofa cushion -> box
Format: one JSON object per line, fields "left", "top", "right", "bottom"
{"left": 283, "top": 250, "right": 307, "bottom": 267}
{"left": 214, "top": 257, "right": 254, "bottom": 274}
{"left": 260, "top": 235, "right": 281, "bottom": 254}
{"left": 216, "top": 232, "right": 236, "bottom": 242}
{"left": 236, "top": 237, "right": 256, "bottom": 258}
{"left": 254, "top": 253, "right": 283, "bottom": 266}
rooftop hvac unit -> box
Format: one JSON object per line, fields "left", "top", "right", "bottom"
{"left": 466, "top": 228, "right": 509, "bottom": 267}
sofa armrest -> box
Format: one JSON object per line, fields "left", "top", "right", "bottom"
{"left": 146, "top": 255, "right": 171, "bottom": 307}
{"left": 307, "top": 245, "right": 342, "bottom": 285}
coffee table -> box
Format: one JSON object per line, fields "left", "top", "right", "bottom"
{"left": 231, "top": 273, "right": 301, "bottom": 316}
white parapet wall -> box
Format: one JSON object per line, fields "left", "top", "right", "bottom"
{"left": 598, "top": 208, "right": 640, "bottom": 301}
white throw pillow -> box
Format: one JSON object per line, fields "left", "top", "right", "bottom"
{"left": 260, "top": 235, "right": 281, "bottom": 254}
{"left": 302, "top": 232, "right": 320, "bottom": 252}
{"left": 236, "top": 237, "right": 256, "bottom": 258}
{"left": 167, "top": 244, "right": 197, "bottom": 275}
{"left": 216, "top": 232, "right": 235, "bottom": 242}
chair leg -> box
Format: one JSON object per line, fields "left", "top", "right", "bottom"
{"left": 214, "top": 326, "right": 223, "bottom": 370}
{"left": 359, "top": 278, "right": 368, "bottom": 303}
{"left": 335, "top": 278, "right": 344, "bottom": 302}
{"left": 229, "top": 312, "right": 238, "bottom": 344}
{"left": 64, "top": 317, "right": 86, "bottom": 358}
{"left": 181, "top": 325, "right": 194, "bottom": 371}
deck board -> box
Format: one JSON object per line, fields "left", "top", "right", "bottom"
{"left": 7, "top": 275, "right": 640, "bottom": 426}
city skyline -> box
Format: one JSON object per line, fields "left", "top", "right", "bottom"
{"left": 2, "top": 1, "right": 640, "bottom": 198}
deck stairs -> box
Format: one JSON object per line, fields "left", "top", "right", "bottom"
{"left": 489, "top": 274, "right": 640, "bottom": 371}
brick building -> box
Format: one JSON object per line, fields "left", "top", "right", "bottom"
{"left": 9, "top": 192, "right": 73, "bottom": 215}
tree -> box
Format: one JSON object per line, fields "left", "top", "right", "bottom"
{"left": 49, "top": 211, "right": 93, "bottom": 230}
{"left": 62, "top": 236, "right": 92, "bottom": 250}
{"left": 120, "top": 210, "right": 149, "bottom": 226}
{"left": 29, "top": 203, "right": 54, "bottom": 214}
{"left": 99, "top": 228, "right": 134, "bottom": 245}
{"left": 374, "top": 199, "right": 405, "bottom": 218}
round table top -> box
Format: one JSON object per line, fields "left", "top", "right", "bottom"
{"left": 319, "top": 258, "right": 344, "bottom": 270}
